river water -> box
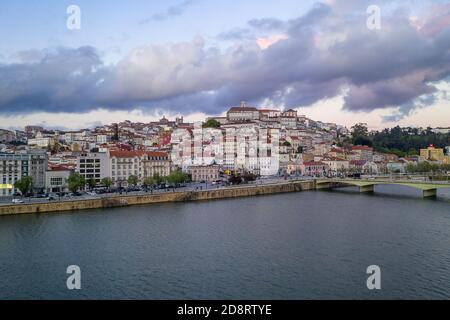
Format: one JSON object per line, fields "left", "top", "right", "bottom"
{"left": 1, "top": 185, "right": 450, "bottom": 300}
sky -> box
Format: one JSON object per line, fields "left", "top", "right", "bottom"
{"left": 0, "top": 0, "right": 449, "bottom": 131}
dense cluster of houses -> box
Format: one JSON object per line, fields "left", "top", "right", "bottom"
{"left": 1, "top": 102, "right": 449, "bottom": 197}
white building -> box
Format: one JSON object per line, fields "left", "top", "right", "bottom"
{"left": 46, "top": 166, "right": 72, "bottom": 193}
{"left": 226, "top": 102, "right": 260, "bottom": 122}
{"left": 77, "top": 152, "right": 110, "bottom": 184}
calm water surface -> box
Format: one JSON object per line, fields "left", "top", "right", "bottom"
{"left": 1, "top": 186, "right": 450, "bottom": 300}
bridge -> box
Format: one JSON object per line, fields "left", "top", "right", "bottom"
{"left": 315, "top": 179, "right": 450, "bottom": 199}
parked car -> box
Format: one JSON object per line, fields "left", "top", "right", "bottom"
{"left": 12, "top": 199, "right": 24, "bottom": 204}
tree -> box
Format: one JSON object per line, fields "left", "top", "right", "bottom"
{"left": 228, "top": 175, "right": 243, "bottom": 185}
{"left": 101, "top": 177, "right": 113, "bottom": 189}
{"left": 203, "top": 119, "right": 221, "bottom": 129}
{"left": 351, "top": 123, "right": 373, "bottom": 147}
{"left": 167, "top": 170, "right": 190, "bottom": 185}
{"left": 128, "top": 175, "right": 139, "bottom": 187}
{"left": 351, "top": 123, "right": 369, "bottom": 138}
{"left": 112, "top": 123, "right": 119, "bottom": 142}
{"left": 67, "top": 173, "right": 86, "bottom": 193}
{"left": 14, "top": 176, "right": 33, "bottom": 196}
{"left": 297, "top": 146, "right": 304, "bottom": 154}
{"left": 87, "top": 178, "right": 97, "bottom": 190}
{"left": 143, "top": 177, "right": 156, "bottom": 188}
{"left": 243, "top": 172, "right": 257, "bottom": 182}
{"left": 153, "top": 173, "right": 164, "bottom": 185}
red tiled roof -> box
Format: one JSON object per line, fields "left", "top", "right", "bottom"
{"left": 259, "top": 109, "right": 280, "bottom": 112}
{"left": 323, "top": 157, "right": 348, "bottom": 162}
{"left": 352, "top": 146, "right": 373, "bottom": 151}
{"left": 228, "top": 107, "right": 259, "bottom": 112}
{"left": 48, "top": 164, "right": 73, "bottom": 171}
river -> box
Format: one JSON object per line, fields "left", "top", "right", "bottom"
{"left": 1, "top": 185, "right": 450, "bottom": 300}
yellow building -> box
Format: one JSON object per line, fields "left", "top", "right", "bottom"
{"left": 444, "top": 156, "right": 450, "bottom": 165}
{"left": 420, "top": 145, "right": 445, "bottom": 161}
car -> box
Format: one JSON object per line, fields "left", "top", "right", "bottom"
{"left": 12, "top": 199, "right": 24, "bottom": 204}
{"left": 47, "top": 196, "right": 56, "bottom": 201}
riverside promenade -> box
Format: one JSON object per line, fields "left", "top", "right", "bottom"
{"left": 0, "top": 180, "right": 315, "bottom": 217}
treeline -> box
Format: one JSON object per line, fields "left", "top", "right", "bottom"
{"left": 350, "top": 124, "right": 450, "bottom": 157}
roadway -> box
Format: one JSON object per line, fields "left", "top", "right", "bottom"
{"left": 1, "top": 176, "right": 302, "bottom": 207}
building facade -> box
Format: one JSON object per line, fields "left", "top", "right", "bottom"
{"left": 420, "top": 145, "right": 445, "bottom": 161}
{"left": 0, "top": 151, "right": 47, "bottom": 197}
{"left": 141, "top": 152, "right": 171, "bottom": 179}
{"left": 77, "top": 152, "right": 110, "bottom": 184}
{"left": 110, "top": 151, "right": 172, "bottom": 186}
{"left": 188, "top": 165, "right": 220, "bottom": 182}
{"left": 46, "top": 166, "right": 72, "bottom": 193}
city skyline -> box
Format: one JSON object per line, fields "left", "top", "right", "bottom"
{"left": 0, "top": 0, "right": 450, "bottom": 130}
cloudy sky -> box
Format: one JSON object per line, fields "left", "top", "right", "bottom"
{"left": 0, "top": 0, "right": 449, "bottom": 130}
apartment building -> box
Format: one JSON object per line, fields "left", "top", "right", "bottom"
{"left": 110, "top": 151, "right": 172, "bottom": 186}
{"left": 0, "top": 150, "right": 47, "bottom": 196}
{"left": 77, "top": 152, "right": 110, "bottom": 184}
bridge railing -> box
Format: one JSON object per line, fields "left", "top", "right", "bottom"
{"left": 324, "top": 177, "right": 450, "bottom": 185}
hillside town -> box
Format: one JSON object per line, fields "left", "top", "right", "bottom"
{"left": 1, "top": 102, "right": 449, "bottom": 198}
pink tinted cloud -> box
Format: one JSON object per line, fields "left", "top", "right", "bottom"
{"left": 256, "top": 34, "right": 288, "bottom": 49}
{"left": 415, "top": 4, "right": 450, "bottom": 36}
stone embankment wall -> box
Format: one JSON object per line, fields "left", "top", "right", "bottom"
{"left": 0, "top": 181, "right": 315, "bottom": 217}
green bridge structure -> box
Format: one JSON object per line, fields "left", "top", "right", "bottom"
{"left": 315, "top": 179, "right": 450, "bottom": 199}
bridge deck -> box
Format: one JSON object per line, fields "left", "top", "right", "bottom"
{"left": 316, "top": 179, "right": 450, "bottom": 191}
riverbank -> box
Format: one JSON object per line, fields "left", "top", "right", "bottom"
{"left": 0, "top": 180, "right": 315, "bottom": 216}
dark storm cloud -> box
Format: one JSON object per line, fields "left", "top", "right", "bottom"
{"left": 0, "top": 0, "right": 449, "bottom": 120}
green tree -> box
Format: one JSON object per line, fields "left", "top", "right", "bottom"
{"left": 143, "top": 177, "right": 156, "bottom": 188}
{"left": 203, "top": 119, "right": 221, "bottom": 128}
{"left": 351, "top": 123, "right": 369, "bottom": 138}
{"left": 14, "top": 176, "right": 33, "bottom": 196}
{"left": 101, "top": 177, "right": 113, "bottom": 189}
{"left": 128, "top": 175, "right": 139, "bottom": 187}
{"left": 153, "top": 173, "right": 164, "bottom": 185}
{"left": 167, "top": 170, "right": 190, "bottom": 185}
{"left": 87, "top": 178, "right": 97, "bottom": 190}
{"left": 67, "top": 173, "right": 86, "bottom": 193}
